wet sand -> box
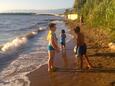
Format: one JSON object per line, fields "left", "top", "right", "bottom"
{"left": 27, "top": 39, "right": 76, "bottom": 86}
{"left": 27, "top": 24, "right": 115, "bottom": 86}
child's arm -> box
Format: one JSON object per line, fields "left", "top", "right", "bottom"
{"left": 64, "top": 34, "right": 66, "bottom": 38}
{"left": 51, "top": 36, "right": 59, "bottom": 51}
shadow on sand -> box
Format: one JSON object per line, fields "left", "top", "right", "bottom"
{"left": 89, "top": 52, "right": 115, "bottom": 57}
{"left": 56, "top": 67, "right": 115, "bottom": 73}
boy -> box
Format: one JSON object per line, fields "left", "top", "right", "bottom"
{"left": 74, "top": 26, "right": 92, "bottom": 69}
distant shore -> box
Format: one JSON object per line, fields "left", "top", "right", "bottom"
{"left": 0, "top": 13, "right": 64, "bottom": 18}
{"left": 0, "top": 13, "right": 36, "bottom": 15}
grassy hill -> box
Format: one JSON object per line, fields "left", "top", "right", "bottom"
{"left": 74, "top": 0, "right": 115, "bottom": 41}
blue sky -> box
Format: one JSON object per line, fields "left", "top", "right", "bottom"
{"left": 0, "top": 0, "right": 74, "bottom": 12}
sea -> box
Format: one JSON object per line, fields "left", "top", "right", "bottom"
{"left": 0, "top": 14, "right": 72, "bottom": 86}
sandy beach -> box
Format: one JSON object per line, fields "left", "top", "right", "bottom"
{"left": 27, "top": 23, "right": 115, "bottom": 86}
{"left": 27, "top": 38, "right": 77, "bottom": 86}
{"left": 0, "top": 0, "right": 114, "bottom": 86}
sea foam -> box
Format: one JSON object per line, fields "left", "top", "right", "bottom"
{"left": 1, "top": 28, "right": 44, "bottom": 53}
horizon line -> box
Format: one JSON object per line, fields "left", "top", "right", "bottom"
{"left": 0, "top": 8, "right": 72, "bottom": 12}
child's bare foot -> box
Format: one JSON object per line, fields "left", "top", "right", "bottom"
{"left": 86, "top": 65, "right": 93, "bottom": 69}
{"left": 48, "top": 68, "right": 52, "bottom": 72}
{"left": 48, "top": 67, "right": 58, "bottom": 72}
{"left": 73, "top": 61, "right": 77, "bottom": 65}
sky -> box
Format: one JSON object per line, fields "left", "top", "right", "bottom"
{"left": 0, "top": 0, "right": 74, "bottom": 12}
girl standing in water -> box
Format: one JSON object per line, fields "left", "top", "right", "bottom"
{"left": 47, "top": 23, "right": 60, "bottom": 72}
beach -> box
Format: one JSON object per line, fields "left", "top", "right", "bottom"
{"left": 1, "top": 14, "right": 114, "bottom": 86}
{"left": 27, "top": 37, "right": 77, "bottom": 86}
{"left": 27, "top": 23, "right": 115, "bottom": 86}
{"left": 0, "top": 0, "right": 114, "bottom": 86}
{"left": 0, "top": 15, "right": 64, "bottom": 86}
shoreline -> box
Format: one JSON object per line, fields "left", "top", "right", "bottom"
{"left": 26, "top": 21, "right": 74, "bottom": 86}
{"left": 27, "top": 22, "right": 115, "bottom": 86}
{"left": 27, "top": 38, "right": 76, "bottom": 86}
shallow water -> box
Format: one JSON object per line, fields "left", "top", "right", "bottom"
{"left": 0, "top": 15, "right": 72, "bottom": 86}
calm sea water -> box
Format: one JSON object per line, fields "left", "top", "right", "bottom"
{"left": 0, "top": 14, "right": 72, "bottom": 86}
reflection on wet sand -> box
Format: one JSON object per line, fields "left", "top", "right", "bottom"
{"left": 49, "top": 72, "right": 59, "bottom": 86}
{"left": 61, "top": 49, "right": 68, "bottom": 68}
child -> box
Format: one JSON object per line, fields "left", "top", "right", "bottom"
{"left": 47, "top": 23, "right": 60, "bottom": 72}
{"left": 60, "top": 29, "right": 66, "bottom": 50}
{"left": 74, "top": 26, "right": 92, "bottom": 69}
{"left": 60, "top": 29, "right": 68, "bottom": 67}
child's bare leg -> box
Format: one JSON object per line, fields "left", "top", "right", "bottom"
{"left": 61, "top": 45, "right": 64, "bottom": 55}
{"left": 84, "top": 54, "right": 92, "bottom": 68}
{"left": 74, "top": 54, "right": 78, "bottom": 65}
{"left": 48, "top": 51, "right": 55, "bottom": 71}
{"left": 61, "top": 45, "right": 64, "bottom": 53}
{"left": 80, "top": 56, "right": 83, "bottom": 69}
{"left": 61, "top": 45, "right": 63, "bottom": 50}
{"left": 61, "top": 44, "right": 66, "bottom": 55}
{"left": 63, "top": 44, "right": 66, "bottom": 49}
{"left": 62, "top": 51, "right": 68, "bottom": 67}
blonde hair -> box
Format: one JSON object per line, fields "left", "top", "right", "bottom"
{"left": 47, "top": 30, "right": 51, "bottom": 41}
{"left": 47, "top": 23, "right": 56, "bottom": 41}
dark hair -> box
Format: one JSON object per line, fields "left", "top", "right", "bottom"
{"left": 48, "top": 23, "right": 56, "bottom": 28}
{"left": 61, "top": 29, "right": 65, "bottom": 33}
{"left": 74, "top": 26, "right": 80, "bottom": 33}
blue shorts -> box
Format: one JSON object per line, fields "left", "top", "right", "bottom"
{"left": 60, "top": 41, "right": 65, "bottom": 46}
{"left": 48, "top": 45, "right": 55, "bottom": 51}
{"left": 75, "top": 44, "right": 87, "bottom": 56}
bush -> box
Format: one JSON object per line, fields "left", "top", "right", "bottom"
{"left": 74, "top": 0, "right": 115, "bottom": 41}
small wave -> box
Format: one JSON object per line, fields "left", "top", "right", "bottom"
{"left": 0, "top": 27, "right": 46, "bottom": 53}
{"left": 1, "top": 37, "right": 28, "bottom": 53}
{"left": 1, "top": 21, "right": 47, "bottom": 33}
{"left": 0, "top": 72, "right": 30, "bottom": 86}
{"left": 18, "top": 21, "right": 48, "bottom": 31}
